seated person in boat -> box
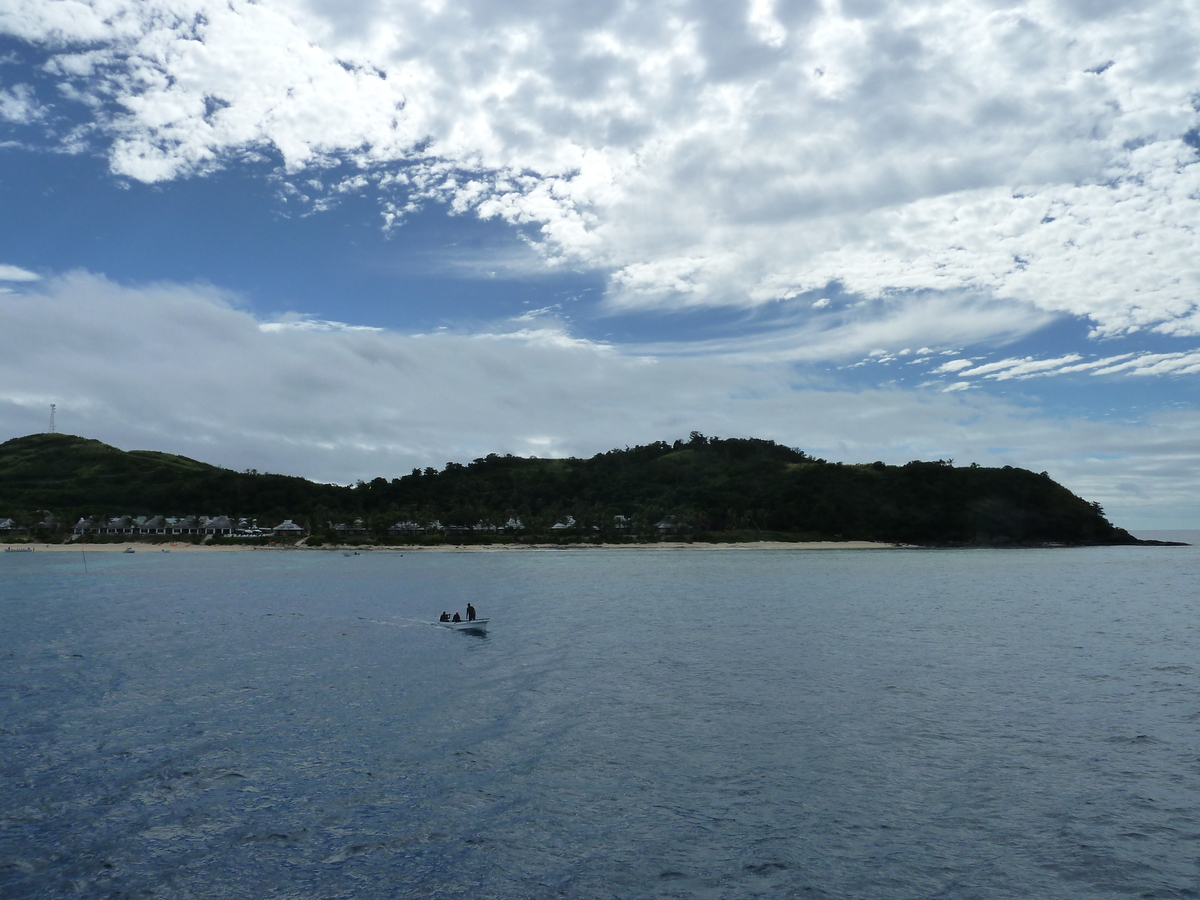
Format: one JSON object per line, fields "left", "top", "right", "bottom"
{"left": 466, "top": 603, "right": 476, "bottom": 622}
{"left": 452, "top": 612, "right": 462, "bottom": 623}
{"left": 439, "top": 611, "right": 450, "bottom": 622}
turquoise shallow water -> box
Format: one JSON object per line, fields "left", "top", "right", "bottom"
{"left": 2, "top": 544, "right": 1199, "bottom": 899}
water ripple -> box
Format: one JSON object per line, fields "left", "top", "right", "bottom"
{"left": 2, "top": 545, "right": 1199, "bottom": 898}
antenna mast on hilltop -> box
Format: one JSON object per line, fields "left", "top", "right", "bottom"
{"left": 48, "top": 404, "right": 56, "bottom": 434}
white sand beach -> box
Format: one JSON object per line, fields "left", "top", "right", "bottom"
{"left": 10, "top": 539, "right": 897, "bottom": 553}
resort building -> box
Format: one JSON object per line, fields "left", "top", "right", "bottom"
{"left": 389, "top": 521, "right": 424, "bottom": 535}
{"left": 334, "top": 519, "right": 368, "bottom": 537}
{"left": 103, "top": 516, "right": 135, "bottom": 534}
{"left": 202, "top": 516, "right": 235, "bottom": 535}
{"left": 169, "top": 516, "right": 201, "bottom": 535}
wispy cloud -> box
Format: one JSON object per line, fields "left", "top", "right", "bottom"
{"left": 950, "top": 355, "right": 1084, "bottom": 380}
{"left": 922, "top": 350, "right": 1200, "bottom": 383}
{"left": 259, "top": 316, "right": 383, "bottom": 333}
{"left": 1092, "top": 352, "right": 1200, "bottom": 377}
{"left": 854, "top": 346, "right": 1200, "bottom": 386}
{"left": 626, "top": 292, "right": 1053, "bottom": 365}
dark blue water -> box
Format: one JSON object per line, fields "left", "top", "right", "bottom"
{"left": 2, "top": 544, "right": 1199, "bottom": 899}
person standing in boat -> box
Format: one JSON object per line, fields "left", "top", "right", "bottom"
{"left": 466, "top": 603, "right": 476, "bottom": 622}
{"left": 439, "top": 611, "right": 450, "bottom": 622}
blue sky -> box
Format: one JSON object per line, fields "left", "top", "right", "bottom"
{"left": 2, "top": 0, "right": 1199, "bottom": 529}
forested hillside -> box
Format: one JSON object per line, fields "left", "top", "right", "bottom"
{"left": 0, "top": 432, "right": 1137, "bottom": 545}
{"left": 0, "top": 433, "right": 345, "bottom": 523}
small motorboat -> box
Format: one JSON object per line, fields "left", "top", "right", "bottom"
{"left": 123, "top": 547, "right": 136, "bottom": 553}
{"left": 437, "top": 617, "right": 489, "bottom": 634}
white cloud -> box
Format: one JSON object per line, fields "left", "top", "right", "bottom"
{"left": 935, "top": 359, "right": 975, "bottom": 374}
{"left": 1, "top": 271, "right": 1199, "bottom": 528}
{"left": 1096, "top": 350, "right": 1200, "bottom": 377}
{"left": 258, "top": 315, "right": 383, "bottom": 333}
{"left": 954, "top": 354, "right": 1084, "bottom": 380}
{"left": 0, "top": 83, "right": 42, "bottom": 124}
{"left": 635, "top": 291, "right": 1054, "bottom": 364}
{"left": 920, "top": 348, "right": 1200, "bottom": 382}
{"left": 0, "top": 263, "right": 40, "bottom": 281}
{"left": 5, "top": 0, "right": 1200, "bottom": 345}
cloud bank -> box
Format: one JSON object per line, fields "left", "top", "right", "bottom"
{"left": 5, "top": 0, "right": 1200, "bottom": 342}
{"left": 2, "top": 272, "right": 1198, "bottom": 528}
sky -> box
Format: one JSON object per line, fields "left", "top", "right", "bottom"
{"left": 1, "top": 0, "right": 1199, "bottom": 530}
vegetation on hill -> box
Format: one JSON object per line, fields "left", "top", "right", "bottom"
{"left": 0, "top": 433, "right": 344, "bottom": 525}
{"left": 0, "top": 431, "right": 1137, "bottom": 545}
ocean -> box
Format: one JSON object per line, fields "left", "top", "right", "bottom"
{"left": 2, "top": 541, "right": 1199, "bottom": 899}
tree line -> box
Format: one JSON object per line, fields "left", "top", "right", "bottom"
{"left": 0, "top": 431, "right": 1134, "bottom": 545}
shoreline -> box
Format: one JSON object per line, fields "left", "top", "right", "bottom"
{"left": 7, "top": 537, "right": 1184, "bottom": 553}
{"left": 6, "top": 539, "right": 900, "bottom": 553}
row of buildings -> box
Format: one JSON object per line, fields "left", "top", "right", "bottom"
{"left": 68, "top": 515, "right": 304, "bottom": 537}
{"left": 0, "top": 514, "right": 58, "bottom": 533}
{"left": 63, "top": 515, "right": 527, "bottom": 538}
{"left": 3, "top": 513, "right": 682, "bottom": 539}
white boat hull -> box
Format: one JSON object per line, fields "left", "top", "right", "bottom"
{"left": 438, "top": 617, "right": 489, "bottom": 634}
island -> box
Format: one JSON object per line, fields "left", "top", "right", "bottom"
{"left": 0, "top": 431, "right": 1181, "bottom": 548}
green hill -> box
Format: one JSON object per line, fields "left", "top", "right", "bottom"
{"left": 0, "top": 431, "right": 1140, "bottom": 545}
{"left": 0, "top": 433, "right": 345, "bottom": 523}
